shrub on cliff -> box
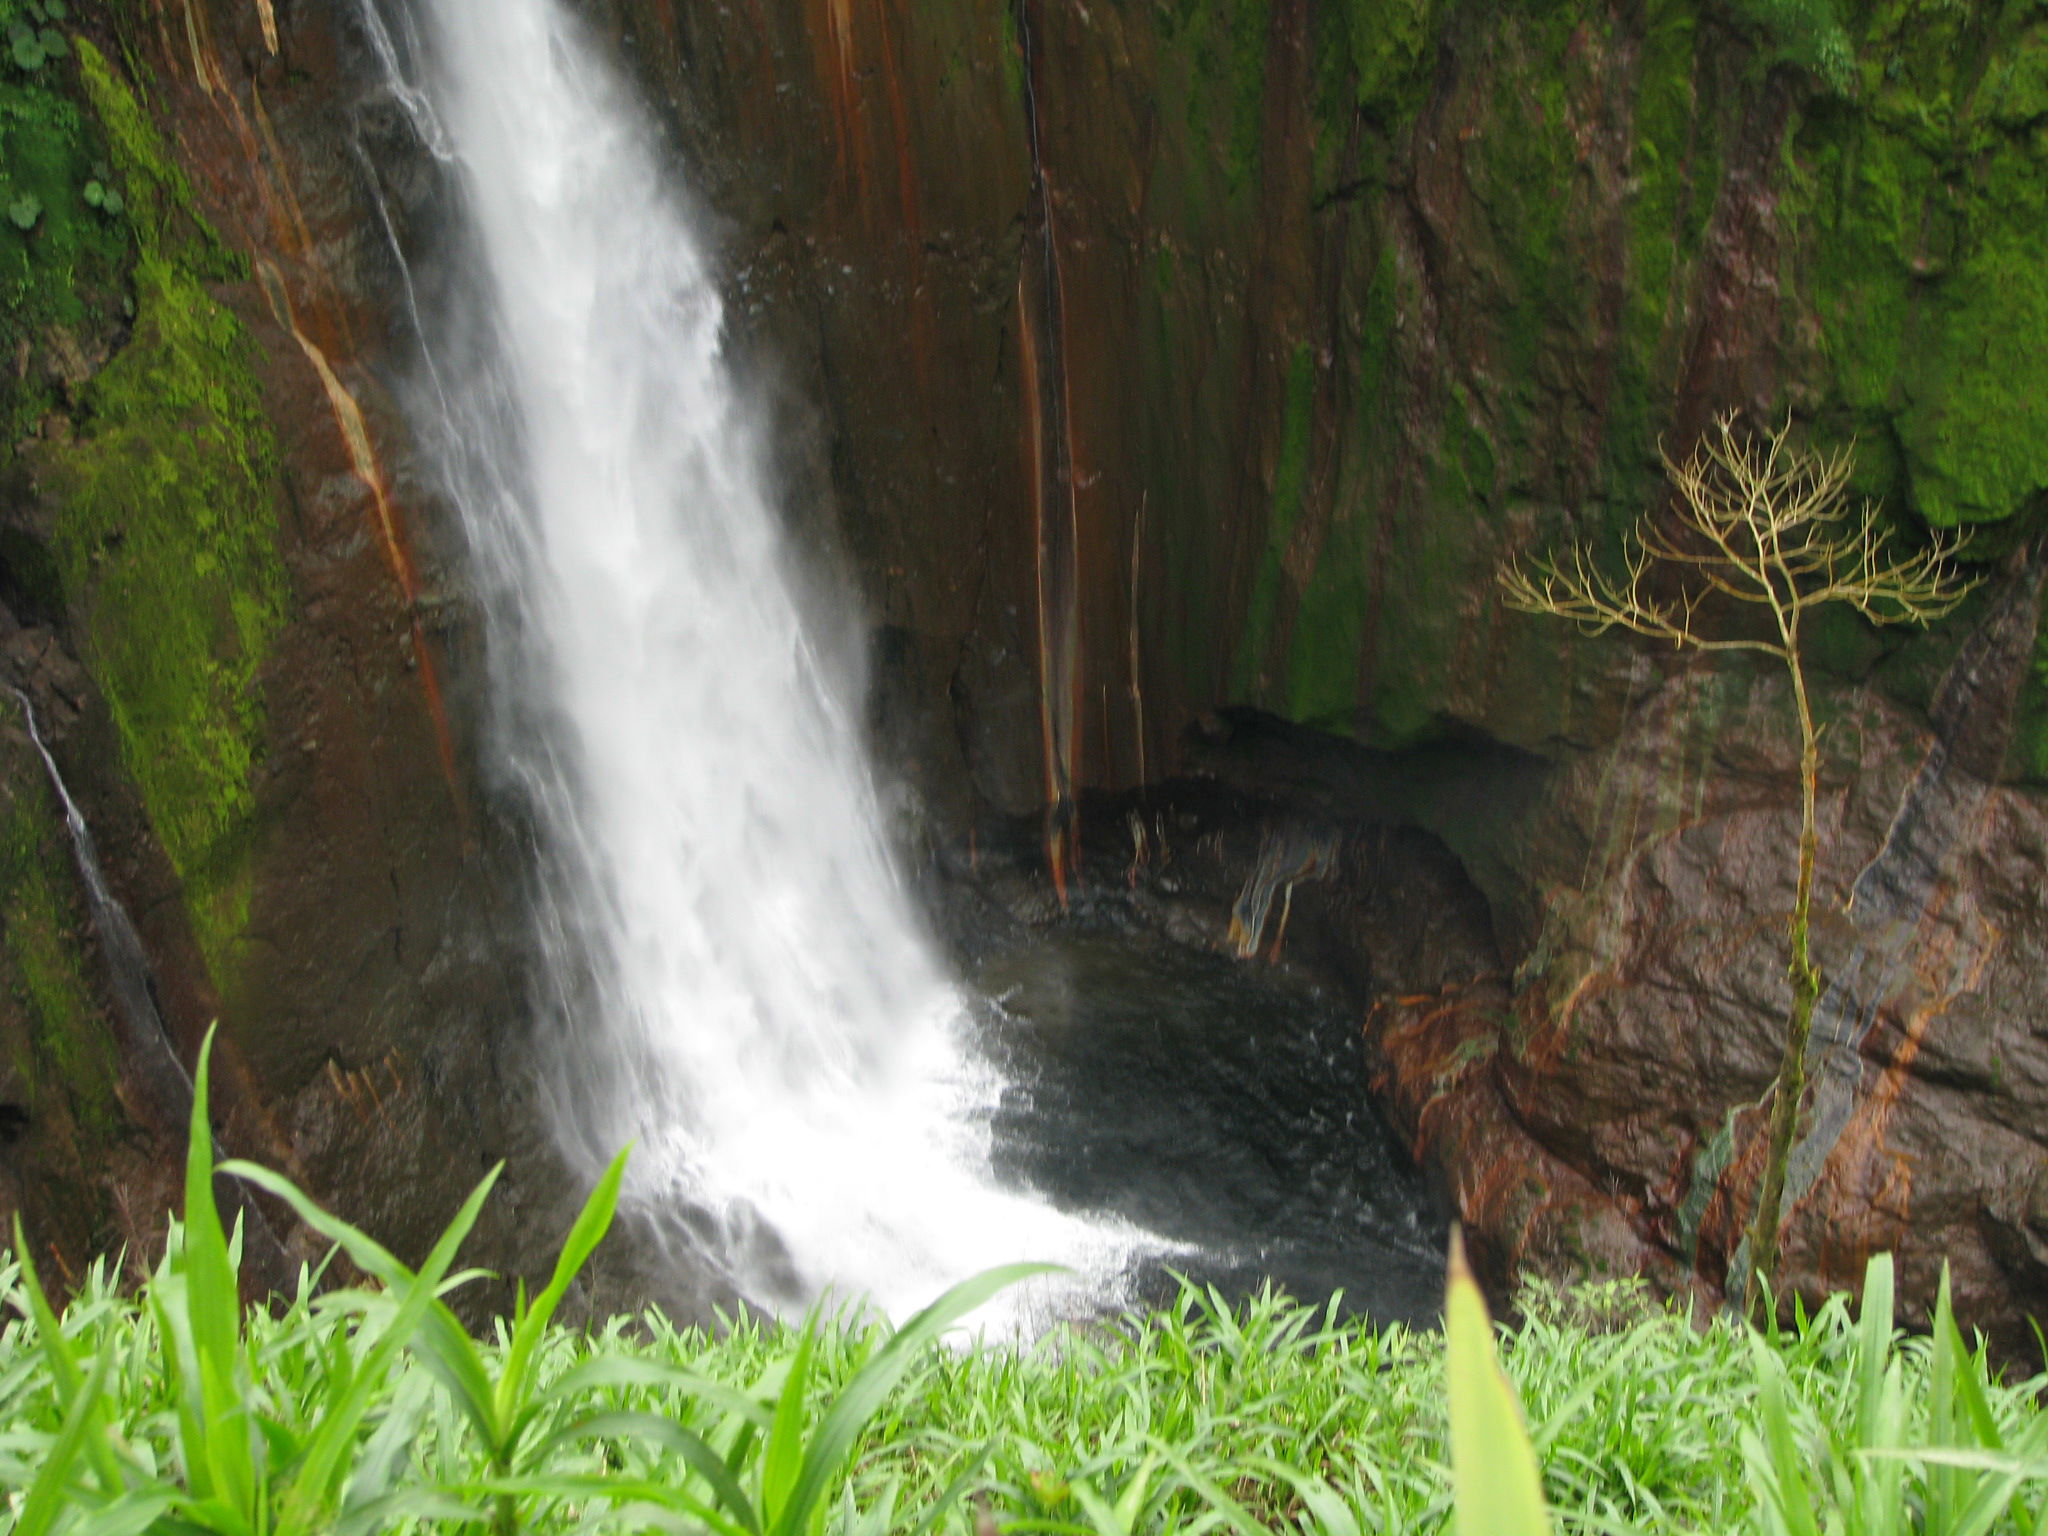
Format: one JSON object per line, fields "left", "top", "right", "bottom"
{"left": 1501, "top": 416, "right": 1976, "bottom": 1318}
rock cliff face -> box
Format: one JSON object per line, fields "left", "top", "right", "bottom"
{"left": 6, "top": 0, "right": 2048, "bottom": 1339}
{"left": 592, "top": 0, "right": 2048, "bottom": 787}
{"left": 583, "top": 0, "right": 2048, "bottom": 1336}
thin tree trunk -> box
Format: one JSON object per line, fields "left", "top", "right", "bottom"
{"left": 1744, "top": 660, "right": 1823, "bottom": 1321}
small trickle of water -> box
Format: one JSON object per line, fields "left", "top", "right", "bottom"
{"left": 368, "top": 0, "right": 1140, "bottom": 1317}
{"left": 13, "top": 692, "right": 110, "bottom": 902}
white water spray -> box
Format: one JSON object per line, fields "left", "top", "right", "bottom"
{"left": 380, "top": 0, "right": 1142, "bottom": 1315}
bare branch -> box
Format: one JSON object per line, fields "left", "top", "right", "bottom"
{"left": 1500, "top": 414, "right": 1979, "bottom": 659}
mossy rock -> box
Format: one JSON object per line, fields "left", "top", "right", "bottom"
{"left": 0, "top": 0, "right": 133, "bottom": 445}
{"left": 28, "top": 41, "right": 289, "bottom": 982}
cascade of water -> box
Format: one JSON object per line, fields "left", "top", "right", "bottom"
{"left": 359, "top": 0, "right": 1140, "bottom": 1315}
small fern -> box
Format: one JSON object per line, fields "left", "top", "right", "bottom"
{"left": 1729, "top": 0, "right": 1858, "bottom": 93}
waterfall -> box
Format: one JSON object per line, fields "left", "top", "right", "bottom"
{"left": 362, "top": 0, "right": 1136, "bottom": 1314}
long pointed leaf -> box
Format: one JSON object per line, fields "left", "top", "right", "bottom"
{"left": 546, "top": 1408, "right": 762, "bottom": 1536}
{"left": 11, "top": 1217, "right": 124, "bottom": 1491}
{"left": 498, "top": 1145, "right": 631, "bottom": 1442}
{"left": 763, "top": 1317, "right": 819, "bottom": 1530}
{"left": 222, "top": 1154, "right": 501, "bottom": 1531}
{"left": 1931, "top": 1265, "right": 1963, "bottom": 1534}
{"left": 183, "top": 1029, "right": 259, "bottom": 1519}
{"left": 222, "top": 1158, "right": 503, "bottom": 1446}
{"left": 1150, "top": 1442, "right": 1270, "bottom": 1536}
{"left": 901, "top": 1444, "right": 992, "bottom": 1536}
{"left": 283, "top": 1167, "right": 502, "bottom": 1530}
{"left": 1749, "top": 1343, "right": 1822, "bottom": 1536}
{"left": 1066, "top": 1476, "right": 1131, "bottom": 1536}
{"left": 1854, "top": 1253, "right": 1895, "bottom": 1447}
{"left": 1445, "top": 1231, "right": 1550, "bottom": 1536}
{"left": 533, "top": 1354, "right": 774, "bottom": 1431}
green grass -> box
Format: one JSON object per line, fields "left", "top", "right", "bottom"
{"left": 4, "top": 1041, "right": 2048, "bottom": 1534}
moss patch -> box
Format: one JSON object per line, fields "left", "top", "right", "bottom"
{"left": 0, "top": 757, "right": 118, "bottom": 1134}
{"left": 31, "top": 40, "right": 286, "bottom": 980}
{"left": 1154, "top": 0, "right": 1271, "bottom": 205}
{"left": 1326, "top": 0, "right": 1440, "bottom": 124}
{"left": 1729, "top": 0, "right": 1854, "bottom": 92}
{"left": 0, "top": 1, "right": 135, "bottom": 446}
{"left": 1785, "top": 1, "right": 2048, "bottom": 526}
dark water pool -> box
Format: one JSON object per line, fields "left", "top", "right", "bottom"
{"left": 971, "top": 926, "right": 1449, "bottom": 1327}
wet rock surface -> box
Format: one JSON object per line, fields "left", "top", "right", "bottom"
{"left": 922, "top": 778, "right": 1633, "bottom": 1315}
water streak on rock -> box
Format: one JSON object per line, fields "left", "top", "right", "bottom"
{"left": 1015, "top": 0, "right": 1082, "bottom": 903}
{"left": 9, "top": 688, "right": 291, "bottom": 1293}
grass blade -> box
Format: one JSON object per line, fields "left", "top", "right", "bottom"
{"left": 223, "top": 1157, "right": 504, "bottom": 1450}
{"left": 12, "top": 1332, "right": 114, "bottom": 1536}
{"left": 762, "top": 1316, "right": 819, "bottom": 1531}
{"left": 1854, "top": 1253, "right": 1895, "bottom": 1447}
{"left": 497, "top": 1144, "right": 630, "bottom": 1444}
{"left": 549, "top": 1408, "right": 761, "bottom": 1536}
{"left": 182, "top": 1029, "right": 259, "bottom": 1521}
{"left": 10, "top": 1217, "right": 124, "bottom": 1492}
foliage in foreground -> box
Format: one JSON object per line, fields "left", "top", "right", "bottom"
{"left": 4, "top": 1040, "right": 2048, "bottom": 1534}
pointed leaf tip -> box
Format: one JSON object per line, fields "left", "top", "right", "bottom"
{"left": 1445, "top": 1225, "right": 1552, "bottom": 1536}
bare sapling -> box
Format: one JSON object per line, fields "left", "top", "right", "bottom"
{"left": 1499, "top": 414, "right": 1976, "bottom": 1319}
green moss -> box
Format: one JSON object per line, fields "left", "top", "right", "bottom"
{"left": 1230, "top": 343, "right": 1316, "bottom": 701}
{"left": 0, "top": 765, "right": 119, "bottom": 1133}
{"left": 1729, "top": 0, "right": 1855, "bottom": 93}
{"left": 1281, "top": 543, "right": 1369, "bottom": 725}
{"left": 1327, "top": 0, "right": 1441, "bottom": 123}
{"left": 1471, "top": 15, "right": 1579, "bottom": 387}
{"left": 74, "top": 36, "right": 238, "bottom": 281}
{"left": 1892, "top": 140, "right": 2048, "bottom": 527}
{"left": 33, "top": 41, "right": 286, "bottom": 983}
{"left": 1155, "top": 0, "right": 1269, "bottom": 202}
{"left": 1781, "top": 3, "right": 2048, "bottom": 526}
{"left": 0, "top": 6, "right": 135, "bottom": 444}
{"left": 1603, "top": 0, "right": 1715, "bottom": 505}
{"left": 2012, "top": 597, "right": 2048, "bottom": 784}
{"left": 998, "top": 3, "right": 1025, "bottom": 113}
{"left": 1980, "top": 27, "right": 2048, "bottom": 127}
{"left": 1367, "top": 385, "right": 1502, "bottom": 746}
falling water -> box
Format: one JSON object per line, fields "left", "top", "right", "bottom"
{"left": 366, "top": 0, "right": 1139, "bottom": 1314}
